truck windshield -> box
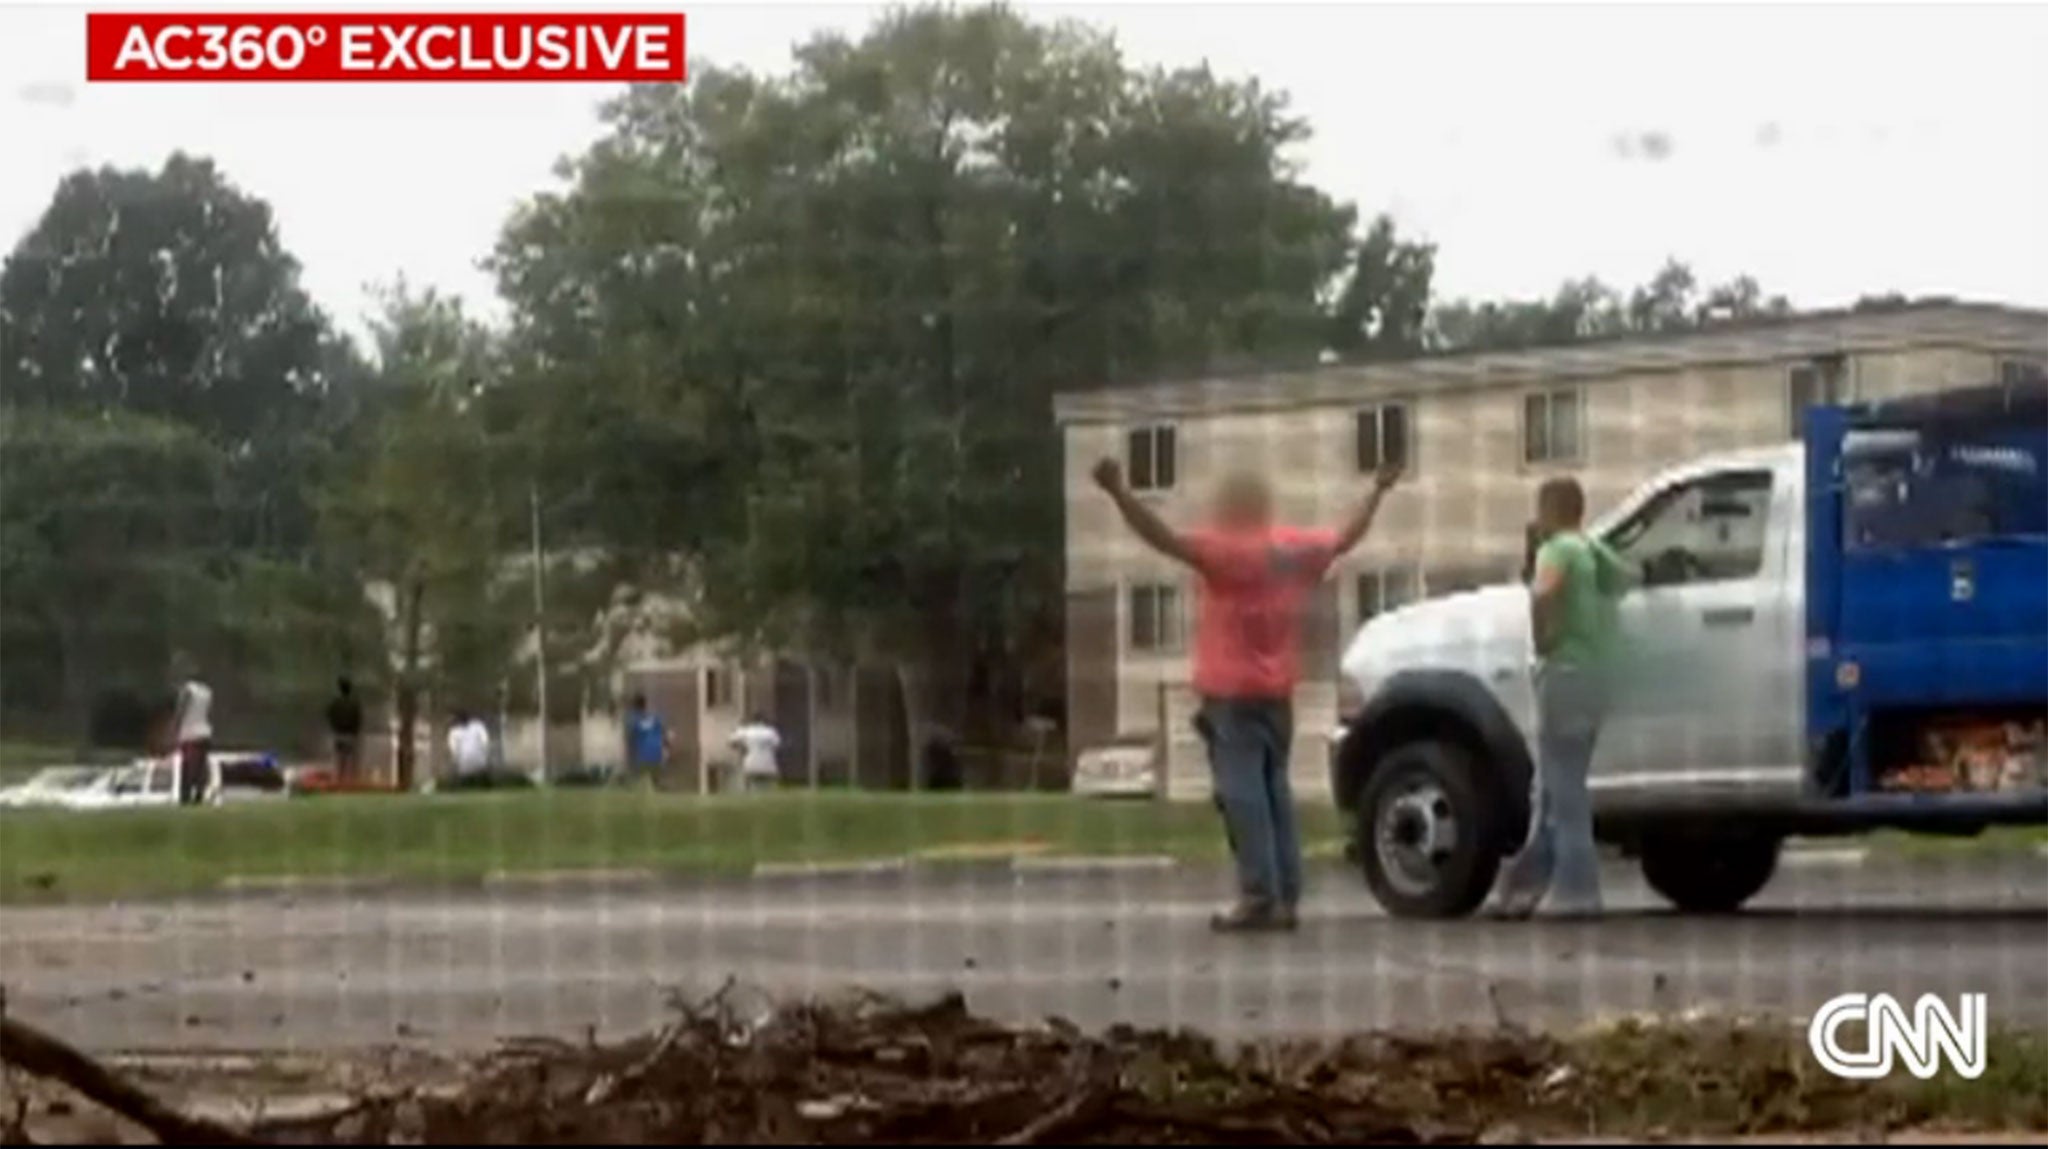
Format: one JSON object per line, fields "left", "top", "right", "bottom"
{"left": 1843, "top": 428, "right": 2047, "bottom": 550}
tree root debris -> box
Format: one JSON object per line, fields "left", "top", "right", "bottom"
{"left": 5, "top": 987, "right": 2046, "bottom": 1145}
{"left": 0, "top": 1015, "right": 251, "bottom": 1146}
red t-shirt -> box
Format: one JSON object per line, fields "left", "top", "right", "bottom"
{"left": 1182, "top": 525, "right": 1340, "bottom": 701}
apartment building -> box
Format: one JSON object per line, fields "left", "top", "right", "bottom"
{"left": 1053, "top": 300, "right": 2048, "bottom": 800}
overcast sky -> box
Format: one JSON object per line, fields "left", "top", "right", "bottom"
{"left": 4, "top": 1, "right": 2045, "bottom": 342}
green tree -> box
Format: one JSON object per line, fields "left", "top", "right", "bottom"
{"left": 0, "top": 155, "right": 372, "bottom": 749}
{"left": 1428, "top": 259, "right": 1791, "bottom": 352}
{"left": 0, "top": 410, "right": 224, "bottom": 738}
{"left": 0, "top": 155, "right": 329, "bottom": 436}
{"left": 495, "top": 4, "right": 1366, "bottom": 766}
{"left": 0, "top": 154, "right": 348, "bottom": 556}
{"left": 321, "top": 285, "right": 518, "bottom": 786}
{"left": 1326, "top": 215, "right": 1437, "bottom": 360}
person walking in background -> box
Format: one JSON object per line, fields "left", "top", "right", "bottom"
{"left": 1491, "top": 476, "right": 1631, "bottom": 920}
{"left": 169, "top": 653, "right": 214, "bottom": 806}
{"left": 327, "top": 676, "right": 364, "bottom": 782}
{"left": 623, "top": 692, "right": 670, "bottom": 788}
{"left": 729, "top": 713, "right": 782, "bottom": 792}
{"left": 1093, "top": 455, "right": 1402, "bottom": 932}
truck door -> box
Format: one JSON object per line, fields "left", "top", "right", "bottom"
{"left": 1593, "top": 466, "right": 1799, "bottom": 799}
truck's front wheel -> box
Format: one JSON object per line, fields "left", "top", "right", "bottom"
{"left": 1357, "top": 741, "right": 1505, "bottom": 919}
{"left": 1640, "top": 833, "right": 1781, "bottom": 914}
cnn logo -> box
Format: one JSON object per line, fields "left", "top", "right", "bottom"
{"left": 1808, "top": 993, "right": 1988, "bottom": 1080}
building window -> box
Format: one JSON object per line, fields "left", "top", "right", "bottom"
{"left": 1787, "top": 358, "right": 1849, "bottom": 436}
{"left": 1522, "top": 389, "right": 1583, "bottom": 466}
{"left": 1999, "top": 358, "right": 2044, "bottom": 386}
{"left": 1128, "top": 583, "right": 1185, "bottom": 653}
{"left": 705, "top": 666, "right": 734, "bottom": 710}
{"left": 1356, "top": 567, "right": 1423, "bottom": 625}
{"left": 1354, "top": 403, "right": 1411, "bottom": 473}
{"left": 1126, "top": 424, "right": 1177, "bottom": 492}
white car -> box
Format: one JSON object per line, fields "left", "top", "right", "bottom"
{"left": 60, "top": 759, "right": 180, "bottom": 810}
{"left": 5, "top": 752, "right": 288, "bottom": 812}
{"left": 1072, "top": 736, "right": 1160, "bottom": 798}
{"left": 0, "top": 766, "right": 115, "bottom": 809}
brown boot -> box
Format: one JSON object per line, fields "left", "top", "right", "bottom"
{"left": 1209, "top": 900, "right": 1288, "bottom": 934}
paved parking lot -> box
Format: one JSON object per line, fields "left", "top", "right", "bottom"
{"left": 3, "top": 853, "right": 2044, "bottom": 1052}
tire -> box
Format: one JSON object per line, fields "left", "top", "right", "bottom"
{"left": 1356, "top": 740, "right": 1509, "bottom": 919}
{"left": 1640, "top": 833, "right": 1781, "bottom": 914}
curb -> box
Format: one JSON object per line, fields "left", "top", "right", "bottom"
{"left": 911, "top": 842, "right": 1053, "bottom": 864}
{"left": 748, "top": 855, "right": 1184, "bottom": 881}
{"left": 482, "top": 868, "right": 660, "bottom": 888}
{"left": 749, "top": 859, "right": 910, "bottom": 880}
{"left": 1780, "top": 847, "right": 1869, "bottom": 868}
{"left": 166, "top": 855, "right": 1196, "bottom": 901}
{"left": 1009, "top": 854, "right": 1178, "bottom": 875}
{"left": 217, "top": 875, "right": 398, "bottom": 894}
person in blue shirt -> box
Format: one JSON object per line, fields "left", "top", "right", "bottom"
{"left": 623, "top": 693, "right": 670, "bottom": 788}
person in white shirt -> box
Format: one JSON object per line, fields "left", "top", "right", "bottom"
{"left": 728, "top": 714, "right": 782, "bottom": 792}
{"left": 446, "top": 710, "right": 493, "bottom": 780}
{"left": 169, "top": 654, "right": 215, "bottom": 806}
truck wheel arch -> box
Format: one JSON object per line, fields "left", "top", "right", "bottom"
{"left": 1335, "top": 670, "right": 1533, "bottom": 850}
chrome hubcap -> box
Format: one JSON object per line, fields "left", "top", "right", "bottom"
{"left": 1374, "top": 778, "right": 1460, "bottom": 897}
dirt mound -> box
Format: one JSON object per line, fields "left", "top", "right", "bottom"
{"left": 8, "top": 988, "right": 2045, "bottom": 1144}
{"left": 246, "top": 991, "right": 2041, "bottom": 1145}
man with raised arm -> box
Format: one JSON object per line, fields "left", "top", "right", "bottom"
{"left": 1092, "top": 457, "right": 1402, "bottom": 932}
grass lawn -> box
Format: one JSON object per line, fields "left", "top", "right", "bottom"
{"left": 8, "top": 783, "right": 2037, "bottom": 905}
{"left": 0, "top": 790, "right": 1348, "bottom": 903}
{"left": 1863, "top": 825, "right": 2048, "bottom": 857}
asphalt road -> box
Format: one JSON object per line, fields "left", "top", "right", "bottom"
{"left": 3, "top": 854, "right": 2045, "bottom": 1054}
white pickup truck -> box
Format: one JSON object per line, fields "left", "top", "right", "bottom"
{"left": 1332, "top": 442, "right": 1815, "bottom": 918}
{"left": 0, "top": 752, "right": 288, "bottom": 812}
{"left": 1333, "top": 392, "right": 2048, "bottom": 921}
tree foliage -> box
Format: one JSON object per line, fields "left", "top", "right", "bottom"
{"left": 318, "top": 284, "right": 522, "bottom": 781}
{"left": 0, "top": 154, "right": 332, "bottom": 438}
{"left": 1427, "top": 259, "right": 1792, "bottom": 353}
{"left": 1327, "top": 216, "right": 1436, "bottom": 361}
{"left": 494, "top": 4, "right": 1400, "bottom": 742}
{"left": 0, "top": 410, "right": 223, "bottom": 729}
{"left": 0, "top": 156, "right": 374, "bottom": 745}
{"left": 0, "top": 154, "right": 358, "bottom": 553}
{"left": 0, "top": 8, "right": 1817, "bottom": 771}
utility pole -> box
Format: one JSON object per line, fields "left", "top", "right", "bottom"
{"left": 530, "top": 481, "right": 549, "bottom": 784}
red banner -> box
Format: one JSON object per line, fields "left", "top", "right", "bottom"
{"left": 85, "top": 12, "right": 687, "bottom": 82}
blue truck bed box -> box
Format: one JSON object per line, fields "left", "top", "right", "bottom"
{"left": 1801, "top": 378, "right": 2048, "bottom": 827}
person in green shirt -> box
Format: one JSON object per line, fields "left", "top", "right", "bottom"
{"left": 1493, "top": 476, "right": 1630, "bottom": 919}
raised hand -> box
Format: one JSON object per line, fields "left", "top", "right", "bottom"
{"left": 1092, "top": 457, "right": 1125, "bottom": 495}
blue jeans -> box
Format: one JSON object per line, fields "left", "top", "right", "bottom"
{"left": 1496, "top": 664, "right": 1607, "bottom": 912}
{"left": 1196, "top": 699, "right": 1303, "bottom": 909}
